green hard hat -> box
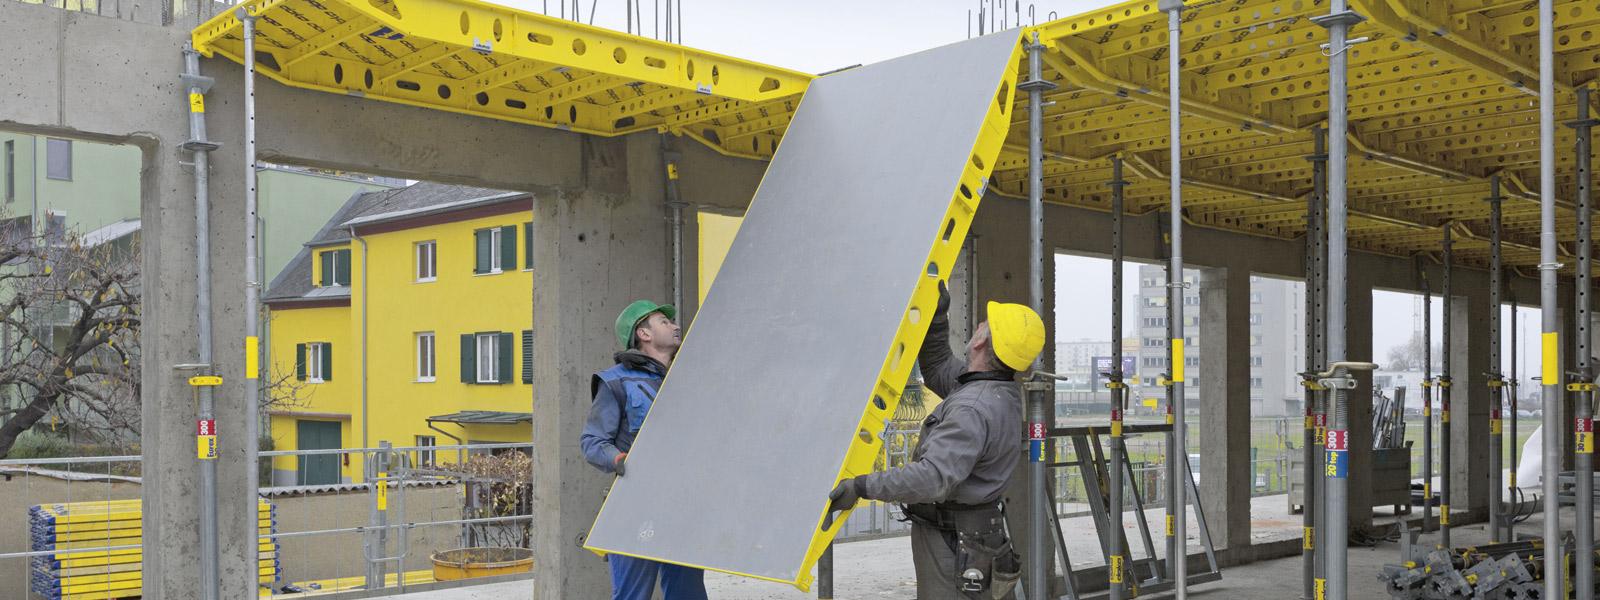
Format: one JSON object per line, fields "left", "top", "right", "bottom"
{"left": 615, "top": 300, "right": 676, "bottom": 349}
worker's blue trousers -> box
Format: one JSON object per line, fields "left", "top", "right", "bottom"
{"left": 608, "top": 554, "right": 707, "bottom": 600}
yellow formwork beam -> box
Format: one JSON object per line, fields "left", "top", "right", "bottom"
{"left": 187, "top": 0, "right": 1600, "bottom": 270}
{"left": 193, "top": 0, "right": 811, "bottom": 157}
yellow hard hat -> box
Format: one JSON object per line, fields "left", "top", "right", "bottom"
{"left": 986, "top": 301, "right": 1046, "bottom": 371}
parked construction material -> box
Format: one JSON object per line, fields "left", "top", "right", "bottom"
{"left": 1374, "top": 527, "right": 1600, "bottom": 600}
{"left": 584, "top": 31, "right": 1023, "bottom": 590}
{"left": 28, "top": 499, "right": 277, "bottom": 599}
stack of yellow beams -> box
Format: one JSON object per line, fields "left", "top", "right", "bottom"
{"left": 29, "top": 499, "right": 278, "bottom": 599}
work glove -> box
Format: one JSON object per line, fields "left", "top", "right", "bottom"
{"left": 613, "top": 452, "right": 628, "bottom": 477}
{"left": 822, "top": 477, "right": 863, "bottom": 529}
{"left": 936, "top": 281, "right": 951, "bottom": 316}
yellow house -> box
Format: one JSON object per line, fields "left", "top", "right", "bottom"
{"left": 263, "top": 183, "right": 533, "bottom": 485}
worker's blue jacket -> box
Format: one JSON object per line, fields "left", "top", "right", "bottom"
{"left": 580, "top": 350, "right": 667, "bottom": 474}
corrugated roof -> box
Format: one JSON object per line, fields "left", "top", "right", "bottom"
{"left": 427, "top": 410, "right": 532, "bottom": 424}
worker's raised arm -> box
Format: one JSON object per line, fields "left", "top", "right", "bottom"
{"left": 855, "top": 405, "right": 985, "bottom": 504}
{"left": 580, "top": 377, "right": 624, "bottom": 473}
{"left": 919, "top": 283, "right": 962, "bottom": 398}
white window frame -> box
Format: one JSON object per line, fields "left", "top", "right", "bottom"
{"left": 416, "top": 240, "right": 437, "bottom": 282}
{"left": 322, "top": 249, "right": 348, "bottom": 287}
{"left": 307, "top": 342, "right": 327, "bottom": 383}
{"left": 416, "top": 332, "right": 436, "bottom": 382}
{"left": 488, "top": 228, "right": 503, "bottom": 273}
{"left": 476, "top": 333, "right": 498, "bottom": 383}
{"left": 416, "top": 435, "right": 437, "bottom": 466}
{"left": 45, "top": 138, "right": 71, "bottom": 181}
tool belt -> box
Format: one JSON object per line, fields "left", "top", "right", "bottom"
{"left": 904, "top": 502, "right": 1022, "bottom": 599}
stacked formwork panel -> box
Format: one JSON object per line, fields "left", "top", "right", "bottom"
{"left": 28, "top": 500, "right": 278, "bottom": 599}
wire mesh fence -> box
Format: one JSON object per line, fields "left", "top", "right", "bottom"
{"left": 0, "top": 442, "right": 536, "bottom": 599}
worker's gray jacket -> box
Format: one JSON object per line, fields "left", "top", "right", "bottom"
{"left": 856, "top": 311, "right": 1021, "bottom": 505}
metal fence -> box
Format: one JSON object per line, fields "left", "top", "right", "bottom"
{"left": 0, "top": 442, "right": 535, "bottom": 599}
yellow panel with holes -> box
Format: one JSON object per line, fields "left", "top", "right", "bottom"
{"left": 192, "top": 0, "right": 811, "bottom": 158}
{"left": 195, "top": 0, "right": 1600, "bottom": 271}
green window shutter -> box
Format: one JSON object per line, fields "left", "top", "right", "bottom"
{"left": 460, "top": 334, "right": 476, "bottom": 383}
{"left": 474, "top": 230, "right": 490, "bottom": 274}
{"left": 497, "top": 332, "right": 513, "bottom": 384}
{"left": 319, "top": 251, "right": 333, "bottom": 286}
{"left": 322, "top": 343, "right": 333, "bottom": 381}
{"left": 521, "top": 329, "right": 533, "bottom": 384}
{"left": 295, "top": 343, "right": 307, "bottom": 381}
{"left": 336, "top": 249, "right": 351, "bottom": 286}
{"left": 523, "top": 222, "right": 533, "bottom": 270}
{"left": 500, "top": 225, "right": 517, "bottom": 271}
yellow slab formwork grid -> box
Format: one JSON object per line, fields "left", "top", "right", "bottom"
{"left": 190, "top": 0, "right": 811, "bottom": 160}
{"left": 196, "top": 0, "right": 1600, "bottom": 275}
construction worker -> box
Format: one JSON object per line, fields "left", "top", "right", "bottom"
{"left": 580, "top": 299, "right": 706, "bottom": 600}
{"left": 826, "top": 285, "right": 1044, "bottom": 599}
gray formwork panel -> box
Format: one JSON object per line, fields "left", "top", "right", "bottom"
{"left": 584, "top": 29, "right": 1023, "bottom": 587}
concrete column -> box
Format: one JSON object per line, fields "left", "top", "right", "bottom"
{"left": 530, "top": 135, "right": 670, "bottom": 599}
{"left": 1345, "top": 271, "right": 1376, "bottom": 530}
{"left": 1198, "top": 266, "right": 1251, "bottom": 549}
{"left": 1454, "top": 287, "right": 1492, "bottom": 516}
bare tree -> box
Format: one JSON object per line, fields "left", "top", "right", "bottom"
{"left": 0, "top": 217, "right": 310, "bottom": 458}
{"left": 1385, "top": 330, "right": 1443, "bottom": 373}
{"left": 0, "top": 220, "right": 140, "bottom": 457}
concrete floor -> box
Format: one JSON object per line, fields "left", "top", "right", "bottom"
{"left": 377, "top": 505, "right": 1588, "bottom": 599}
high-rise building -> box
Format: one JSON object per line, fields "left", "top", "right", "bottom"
{"left": 1133, "top": 265, "right": 1305, "bottom": 416}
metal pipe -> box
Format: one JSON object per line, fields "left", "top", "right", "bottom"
{"left": 1442, "top": 224, "right": 1454, "bottom": 548}
{"left": 1311, "top": 0, "right": 1362, "bottom": 593}
{"left": 661, "top": 133, "right": 685, "bottom": 314}
{"left": 1161, "top": 3, "right": 1187, "bottom": 596}
{"left": 1489, "top": 175, "right": 1505, "bottom": 543}
{"left": 1310, "top": 126, "right": 1329, "bottom": 600}
{"left": 1303, "top": 128, "right": 1327, "bottom": 600}
{"left": 1538, "top": 0, "right": 1562, "bottom": 593}
{"left": 1422, "top": 259, "right": 1434, "bottom": 536}
{"left": 817, "top": 543, "right": 833, "bottom": 599}
{"left": 1022, "top": 31, "right": 1053, "bottom": 600}
{"left": 240, "top": 11, "right": 265, "bottom": 582}
{"left": 1509, "top": 278, "right": 1519, "bottom": 541}
{"left": 1109, "top": 155, "right": 1128, "bottom": 600}
{"left": 1573, "top": 85, "right": 1594, "bottom": 600}
{"left": 351, "top": 227, "right": 370, "bottom": 457}
{"left": 182, "top": 43, "right": 219, "bottom": 600}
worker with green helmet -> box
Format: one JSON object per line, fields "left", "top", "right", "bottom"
{"left": 826, "top": 284, "right": 1045, "bottom": 599}
{"left": 580, "top": 300, "right": 707, "bottom": 600}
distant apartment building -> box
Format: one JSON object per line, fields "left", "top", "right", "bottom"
{"left": 1133, "top": 265, "right": 1306, "bottom": 416}
{"left": 1055, "top": 339, "right": 1112, "bottom": 390}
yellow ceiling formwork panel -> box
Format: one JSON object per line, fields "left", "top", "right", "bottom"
{"left": 195, "top": 0, "right": 1600, "bottom": 272}
{"left": 192, "top": 0, "right": 811, "bottom": 159}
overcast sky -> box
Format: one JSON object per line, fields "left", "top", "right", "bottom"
{"left": 495, "top": 1, "right": 1109, "bottom": 74}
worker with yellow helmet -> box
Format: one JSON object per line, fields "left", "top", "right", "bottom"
{"left": 827, "top": 284, "right": 1045, "bottom": 599}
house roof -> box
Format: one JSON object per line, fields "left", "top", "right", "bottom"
{"left": 79, "top": 219, "right": 142, "bottom": 248}
{"left": 264, "top": 182, "right": 526, "bottom": 304}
